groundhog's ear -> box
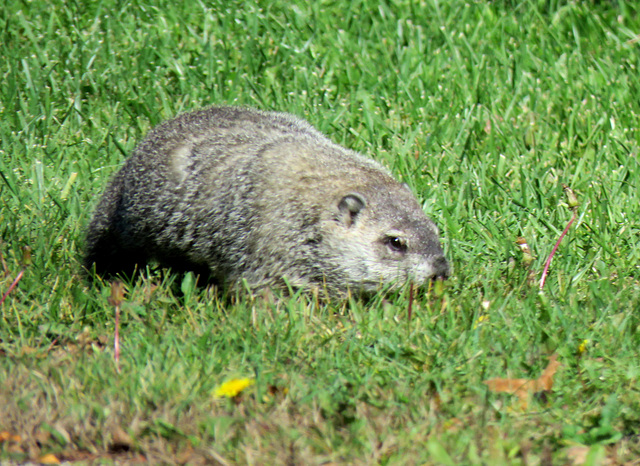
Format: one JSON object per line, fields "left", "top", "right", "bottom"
{"left": 338, "top": 193, "right": 366, "bottom": 227}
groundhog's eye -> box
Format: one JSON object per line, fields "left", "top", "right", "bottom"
{"left": 384, "top": 236, "right": 407, "bottom": 253}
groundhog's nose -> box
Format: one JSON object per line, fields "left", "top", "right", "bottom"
{"left": 431, "top": 255, "right": 450, "bottom": 280}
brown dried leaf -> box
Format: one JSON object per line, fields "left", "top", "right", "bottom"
{"left": 37, "top": 453, "right": 60, "bottom": 464}
{"left": 7, "top": 443, "right": 24, "bottom": 454}
{"left": 59, "top": 450, "right": 97, "bottom": 462}
{"left": 484, "top": 354, "right": 560, "bottom": 407}
{"left": 565, "top": 445, "right": 591, "bottom": 465}
{"left": 0, "top": 431, "right": 21, "bottom": 443}
{"left": 484, "top": 378, "right": 534, "bottom": 402}
{"left": 176, "top": 445, "right": 209, "bottom": 465}
{"left": 535, "top": 353, "right": 560, "bottom": 391}
{"left": 34, "top": 428, "right": 51, "bottom": 446}
{"left": 110, "top": 426, "right": 134, "bottom": 453}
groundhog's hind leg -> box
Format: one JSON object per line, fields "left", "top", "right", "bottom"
{"left": 83, "top": 224, "right": 149, "bottom": 280}
{"left": 83, "top": 170, "right": 149, "bottom": 280}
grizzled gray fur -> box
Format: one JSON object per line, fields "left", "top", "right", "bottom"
{"left": 84, "top": 106, "right": 449, "bottom": 296}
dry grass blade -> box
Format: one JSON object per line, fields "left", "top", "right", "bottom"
{"left": 108, "top": 281, "right": 126, "bottom": 372}
{"left": 0, "top": 247, "right": 31, "bottom": 305}
{"left": 539, "top": 185, "right": 579, "bottom": 290}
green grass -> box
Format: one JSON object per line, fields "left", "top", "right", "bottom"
{"left": 2, "top": 0, "right": 640, "bottom": 463}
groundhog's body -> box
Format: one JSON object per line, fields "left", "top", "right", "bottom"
{"left": 85, "top": 106, "right": 449, "bottom": 295}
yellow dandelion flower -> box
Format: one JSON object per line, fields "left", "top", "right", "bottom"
{"left": 473, "top": 314, "right": 489, "bottom": 329}
{"left": 578, "top": 339, "right": 589, "bottom": 354}
{"left": 214, "top": 378, "right": 254, "bottom": 398}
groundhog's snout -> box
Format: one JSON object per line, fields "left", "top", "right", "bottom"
{"left": 431, "top": 255, "right": 450, "bottom": 280}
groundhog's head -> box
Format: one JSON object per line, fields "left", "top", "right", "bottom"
{"left": 322, "top": 184, "right": 449, "bottom": 294}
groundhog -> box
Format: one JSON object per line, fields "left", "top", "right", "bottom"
{"left": 84, "top": 106, "right": 449, "bottom": 296}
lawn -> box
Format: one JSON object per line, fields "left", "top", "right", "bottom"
{"left": 1, "top": 0, "right": 640, "bottom": 463}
